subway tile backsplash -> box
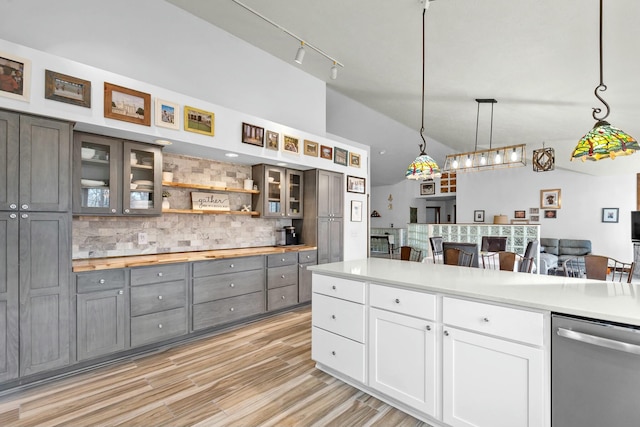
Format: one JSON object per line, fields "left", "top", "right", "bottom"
{"left": 72, "top": 153, "right": 290, "bottom": 259}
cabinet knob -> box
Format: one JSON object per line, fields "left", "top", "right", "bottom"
{"left": 426, "top": 325, "right": 431, "bottom": 331}
{"left": 331, "top": 351, "right": 336, "bottom": 356}
{"left": 395, "top": 298, "right": 400, "bottom": 304}
{"left": 158, "top": 324, "right": 163, "bottom": 329}
{"left": 230, "top": 264, "right": 234, "bottom": 268}
{"left": 281, "top": 274, "right": 286, "bottom": 279}
{"left": 300, "top": 265, "right": 304, "bottom": 269}
{"left": 229, "top": 283, "right": 235, "bottom": 288}
{"left": 21, "top": 214, "right": 28, "bottom": 219}
{"left": 281, "top": 258, "right": 286, "bottom": 262}
{"left": 21, "top": 204, "right": 28, "bottom": 210}
{"left": 9, "top": 204, "right": 17, "bottom": 210}
{"left": 111, "top": 209, "right": 117, "bottom": 213}
{"left": 157, "top": 272, "right": 163, "bottom": 277}
{"left": 158, "top": 295, "right": 163, "bottom": 300}
{"left": 118, "top": 290, "right": 123, "bottom": 295}
{"left": 444, "top": 330, "right": 450, "bottom": 336}
{"left": 124, "top": 209, "right": 130, "bottom": 213}
{"left": 306, "top": 255, "right": 311, "bottom": 259}
{"left": 332, "top": 285, "right": 336, "bottom": 290}
{"left": 482, "top": 317, "right": 490, "bottom": 323}
{"left": 99, "top": 279, "right": 106, "bottom": 284}
{"left": 229, "top": 307, "right": 235, "bottom": 312}
{"left": 281, "top": 295, "right": 286, "bottom": 300}
{"left": 9, "top": 213, "right": 16, "bottom": 219}
{"left": 331, "top": 315, "right": 336, "bottom": 320}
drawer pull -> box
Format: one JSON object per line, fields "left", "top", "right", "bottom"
{"left": 21, "top": 204, "right": 29, "bottom": 210}
{"left": 306, "top": 255, "right": 311, "bottom": 259}
{"left": 9, "top": 213, "right": 16, "bottom": 219}
{"left": 118, "top": 290, "right": 123, "bottom": 295}
{"left": 21, "top": 213, "right": 28, "bottom": 219}
{"left": 332, "top": 285, "right": 337, "bottom": 290}
{"left": 281, "top": 295, "right": 286, "bottom": 300}
{"left": 395, "top": 298, "right": 400, "bottom": 304}
{"left": 282, "top": 258, "right": 286, "bottom": 262}
{"left": 111, "top": 209, "right": 117, "bottom": 213}
{"left": 426, "top": 325, "right": 431, "bottom": 331}
{"left": 482, "top": 317, "right": 490, "bottom": 323}
{"left": 158, "top": 295, "right": 163, "bottom": 300}
{"left": 158, "top": 272, "right": 163, "bottom": 277}
{"left": 158, "top": 324, "right": 163, "bottom": 329}
{"left": 331, "top": 351, "right": 336, "bottom": 356}
{"left": 230, "top": 307, "right": 235, "bottom": 312}
{"left": 230, "top": 263, "right": 235, "bottom": 268}
{"left": 281, "top": 274, "right": 286, "bottom": 279}
{"left": 229, "top": 283, "right": 235, "bottom": 288}
{"left": 444, "top": 330, "right": 450, "bottom": 336}
{"left": 331, "top": 315, "right": 336, "bottom": 320}
{"left": 99, "top": 279, "right": 106, "bottom": 284}
{"left": 9, "top": 204, "right": 17, "bottom": 210}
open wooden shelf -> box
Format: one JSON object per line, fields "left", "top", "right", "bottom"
{"left": 162, "top": 208, "right": 260, "bottom": 216}
{"left": 162, "top": 181, "right": 259, "bottom": 194}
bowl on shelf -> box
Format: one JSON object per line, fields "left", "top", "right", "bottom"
{"left": 268, "top": 177, "right": 275, "bottom": 183}
{"left": 81, "top": 148, "right": 96, "bottom": 159}
{"left": 130, "top": 183, "right": 138, "bottom": 190}
{"left": 133, "top": 180, "right": 153, "bottom": 186}
{"left": 81, "top": 179, "right": 106, "bottom": 187}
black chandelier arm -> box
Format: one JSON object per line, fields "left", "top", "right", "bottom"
{"left": 592, "top": 83, "right": 610, "bottom": 121}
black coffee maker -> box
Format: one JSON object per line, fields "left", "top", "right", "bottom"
{"left": 277, "top": 226, "right": 299, "bottom": 246}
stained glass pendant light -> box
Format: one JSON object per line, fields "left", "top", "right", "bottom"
{"left": 571, "top": 0, "right": 638, "bottom": 161}
{"left": 406, "top": 2, "right": 441, "bottom": 180}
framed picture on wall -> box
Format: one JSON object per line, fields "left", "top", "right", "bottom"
{"left": 45, "top": 70, "right": 91, "bottom": 108}
{"left": 349, "top": 152, "right": 361, "bottom": 167}
{"left": 283, "top": 135, "right": 300, "bottom": 154}
{"left": 242, "top": 122, "right": 264, "bottom": 147}
{"left": 104, "top": 82, "right": 151, "bottom": 126}
{"left": 334, "top": 147, "right": 348, "bottom": 166}
{"left": 420, "top": 182, "right": 435, "bottom": 195}
{"left": 155, "top": 98, "right": 179, "bottom": 129}
{"left": 304, "top": 139, "right": 319, "bottom": 156}
{"left": 0, "top": 51, "right": 31, "bottom": 102}
{"left": 544, "top": 210, "right": 557, "bottom": 219}
{"left": 320, "top": 145, "right": 333, "bottom": 160}
{"left": 351, "top": 200, "right": 363, "bottom": 222}
{"left": 474, "top": 210, "right": 485, "bottom": 222}
{"left": 265, "top": 130, "right": 279, "bottom": 150}
{"left": 347, "top": 175, "right": 365, "bottom": 193}
{"left": 602, "top": 207, "right": 619, "bottom": 223}
{"left": 540, "top": 188, "right": 561, "bottom": 209}
{"left": 184, "top": 105, "right": 215, "bottom": 136}
{"left": 514, "top": 210, "right": 526, "bottom": 219}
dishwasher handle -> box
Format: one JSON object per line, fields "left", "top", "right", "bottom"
{"left": 557, "top": 327, "right": 640, "bottom": 356}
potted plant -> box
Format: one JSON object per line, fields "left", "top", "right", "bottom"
{"left": 162, "top": 191, "right": 171, "bottom": 210}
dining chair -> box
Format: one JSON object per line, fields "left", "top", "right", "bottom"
{"left": 444, "top": 248, "right": 474, "bottom": 267}
{"left": 584, "top": 255, "right": 635, "bottom": 283}
{"left": 499, "top": 252, "right": 518, "bottom": 272}
{"left": 429, "top": 236, "right": 444, "bottom": 263}
{"left": 480, "top": 236, "right": 507, "bottom": 252}
{"left": 562, "top": 256, "right": 586, "bottom": 278}
{"left": 517, "top": 240, "right": 539, "bottom": 273}
{"left": 400, "top": 246, "right": 422, "bottom": 262}
{"left": 481, "top": 252, "right": 499, "bottom": 269}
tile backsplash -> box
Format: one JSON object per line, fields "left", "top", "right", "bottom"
{"left": 72, "top": 153, "right": 290, "bottom": 259}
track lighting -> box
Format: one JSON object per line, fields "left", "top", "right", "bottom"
{"left": 330, "top": 62, "right": 338, "bottom": 80}
{"left": 294, "top": 42, "right": 305, "bottom": 64}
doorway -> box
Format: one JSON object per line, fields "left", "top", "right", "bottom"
{"left": 425, "top": 207, "right": 441, "bottom": 224}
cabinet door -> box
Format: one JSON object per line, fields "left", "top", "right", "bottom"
{"left": 317, "top": 218, "right": 343, "bottom": 264}
{"left": 328, "top": 171, "right": 344, "bottom": 217}
{"left": 286, "top": 169, "right": 303, "bottom": 218}
{"left": 298, "top": 262, "right": 313, "bottom": 303}
{"left": 19, "top": 212, "right": 71, "bottom": 376}
{"left": 19, "top": 115, "right": 71, "bottom": 212}
{"left": 0, "top": 110, "right": 19, "bottom": 212}
{"left": 123, "top": 141, "right": 162, "bottom": 215}
{"left": 369, "top": 307, "right": 437, "bottom": 417}
{"left": 442, "top": 327, "right": 545, "bottom": 427}
{"left": 263, "top": 166, "right": 286, "bottom": 217}
{"left": 0, "top": 213, "right": 19, "bottom": 382}
{"left": 77, "top": 288, "right": 126, "bottom": 361}
{"left": 317, "top": 170, "right": 332, "bottom": 217}
{"left": 73, "top": 133, "right": 121, "bottom": 215}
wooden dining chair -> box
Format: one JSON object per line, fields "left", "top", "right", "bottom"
{"left": 563, "top": 256, "right": 586, "bottom": 278}
{"left": 480, "top": 236, "right": 507, "bottom": 252}
{"left": 498, "top": 252, "right": 517, "bottom": 271}
{"left": 400, "top": 246, "right": 422, "bottom": 262}
{"left": 444, "top": 248, "right": 474, "bottom": 267}
{"left": 429, "top": 236, "right": 444, "bottom": 263}
{"left": 584, "top": 255, "right": 635, "bottom": 283}
{"left": 481, "top": 252, "right": 499, "bottom": 269}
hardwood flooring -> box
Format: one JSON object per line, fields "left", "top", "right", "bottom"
{"left": 0, "top": 307, "right": 431, "bottom": 427}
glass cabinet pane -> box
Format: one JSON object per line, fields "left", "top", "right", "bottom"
{"left": 265, "top": 167, "right": 284, "bottom": 216}
{"left": 74, "top": 133, "right": 120, "bottom": 215}
{"left": 126, "top": 143, "right": 161, "bottom": 214}
{"left": 287, "top": 170, "right": 303, "bottom": 218}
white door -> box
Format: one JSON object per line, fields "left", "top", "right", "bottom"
{"left": 442, "top": 327, "right": 545, "bottom": 427}
{"left": 369, "top": 307, "right": 437, "bottom": 417}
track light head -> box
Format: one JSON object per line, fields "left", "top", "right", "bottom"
{"left": 330, "top": 62, "right": 338, "bottom": 80}
{"left": 294, "top": 43, "right": 305, "bottom": 64}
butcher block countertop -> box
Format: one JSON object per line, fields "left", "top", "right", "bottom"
{"left": 72, "top": 245, "right": 317, "bottom": 272}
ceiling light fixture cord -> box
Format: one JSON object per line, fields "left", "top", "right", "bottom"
{"left": 592, "top": 0, "right": 609, "bottom": 121}
{"left": 489, "top": 101, "right": 494, "bottom": 149}
{"left": 474, "top": 101, "right": 480, "bottom": 151}
{"left": 419, "top": 7, "right": 427, "bottom": 155}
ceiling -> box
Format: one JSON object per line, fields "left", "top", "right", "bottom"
{"left": 170, "top": 0, "right": 640, "bottom": 185}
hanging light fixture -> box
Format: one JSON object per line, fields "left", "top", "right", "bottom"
{"left": 406, "top": 1, "right": 441, "bottom": 180}
{"left": 294, "top": 41, "right": 306, "bottom": 64}
{"left": 571, "top": 0, "right": 639, "bottom": 161}
{"left": 443, "top": 99, "right": 526, "bottom": 172}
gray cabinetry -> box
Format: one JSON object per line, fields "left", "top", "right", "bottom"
{"left": 298, "top": 250, "right": 317, "bottom": 303}
{"left": 129, "top": 264, "right": 187, "bottom": 347}
{"left": 192, "top": 256, "right": 265, "bottom": 330}
{"left": 0, "top": 212, "right": 19, "bottom": 382}
{"left": 73, "top": 132, "right": 162, "bottom": 216}
{"left": 252, "top": 164, "right": 303, "bottom": 218}
{"left": 266, "top": 253, "right": 298, "bottom": 311}
{"left": 76, "top": 270, "right": 127, "bottom": 361}
{"left": 299, "top": 169, "right": 344, "bottom": 264}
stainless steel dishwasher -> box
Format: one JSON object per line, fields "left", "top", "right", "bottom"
{"left": 552, "top": 314, "right": 640, "bottom": 427}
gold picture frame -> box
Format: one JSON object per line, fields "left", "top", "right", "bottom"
{"left": 540, "top": 188, "right": 561, "bottom": 209}
{"left": 184, "top": 105, "right": 215, "bottom": 136}
{"left": 266, "top": 130, "right": 279, "bottom": 150}
{"left": 45, "top": 70, "right": 91, "bottom": 108}
{"left": 104, "top": 82, "right": 150, "bottom": 126}
{"left": 304, "top": 140, "right": 318, "bottom": 157}
{"left": 283, "top": 135, "right": 300, "bottom": 154}
{"left": 349, "top": 152, "right": 361, "bottom": 168}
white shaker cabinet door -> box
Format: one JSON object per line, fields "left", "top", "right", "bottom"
{"left": 442, "top": 327, "right": 545, "bottom": 427}
{"left": 369, "top": 307, "right": 438, "bottom": 418}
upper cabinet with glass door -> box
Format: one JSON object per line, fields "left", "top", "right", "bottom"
{"left": 252, "top": 164, "right": 303, "bottom": 219}
{"left": 73, "top": 133, "right": 161, "bottom": 216}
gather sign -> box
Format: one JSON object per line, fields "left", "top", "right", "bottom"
{"left": 190, "top": 192, "right": 230, "bottom": 211}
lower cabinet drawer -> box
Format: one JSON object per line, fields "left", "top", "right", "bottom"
{"left": 130, "top": 307, "right": 187, "bottom": 348}
{"left": 76, "top": 269, "right": 126, "bottom": 293}
{"left": 267, "top": 284, "right": 298, "bottom": 311}
{"left": 370, "top": 283, "right": 436, "bottom": 321}
{"left": 267, "top": 265, "right": 298, "bottom": 289}
{"left": 193, "top": 270, "right": 264, "bottom": 304}
{"left": 193, "top": 291, "right": 265, "bottom": 331}
{"left": 312, "top": 326, "right": 365, "bottom": 383}
{"left": 313, "top": 274, "right": 365, "bottom": 304}
{"left": 312, "top": 293, "right": 365, "bottom": 343}
{"left": 130, "top": 280, "right": 186, "bottom": 317}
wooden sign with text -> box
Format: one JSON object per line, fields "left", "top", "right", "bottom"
{"left": 191, "top": 192, "right": 230, "bottom": 211}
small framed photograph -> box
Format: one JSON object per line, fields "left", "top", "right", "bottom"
{"left": 334, "top": 147, "right": 348, "bottom": 166}
{"left": 530, "top": 215, "right": 540, "bottom": 222}
{"left": 544, "top": 210, "right": 557, "bottom": 219}
{"left": 0, "top": 51, "right": 31, "bottom": 102}
{"left": 320, "top": 145, "right": 333, "bottom": 160}
{"left": 349, "top": 152, "right": 361, "bottom": 168}
{"left": 155, "top": 98, "right": 179, "bottom": 129}
{"left": 184, "top": 105, "right": 215, "bottom": 136}
{"left": 266, "top": 130, "right": 279, "bottom": 151}
{"left": 540, "top": 188, "right": 561, "bottom": 209}
{"left": 104, "top": 82, "right": 151, "bottom": 126}
{"left": 602, "top": 207, "right": 619, "bottom": 223}
{"left": 529, "top": 207, "right": 539, "bottom": 214}
{"left": 304, "top": 139, "right": 319, "bottom": 157}
{"left": 514, "top": 210, "right": 526, "bottom": 219}
{"left": 351, "top": 200, "right": 363, "bottom": 222}
{"left": 45, "top": 70, "right": 91, "bottom": 108}
{"left": 474, "top": 210, "right": 485, "bottom": 223}
{"left": 283, "top": 135, "right": 300, "bottom": 154}
{"left": 420, "top": 182, "right": 435, "bottom": 195}
{"left": 347, "top": 175, "right": 366, "bottom": 194}
{"left": 242, "top": 122, "right": 264, "bottom": 147}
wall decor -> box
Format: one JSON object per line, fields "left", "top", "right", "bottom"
{"left": 347, "top": 175, "right": 365, "bottom": 194}
{"left": 530, "top": 207, "right": 539, "bottom": 214}
{"left": 602, "top": 207, "right": 619, "bottom": 223}
{"left": 530, "top": 215, "right": 540, "bottom": 222}
{"left": 242, "top": 122, "right": 264, "bottom": 147}
{"left": 510, "top": 219, "right": 529, "bottom": 224}
{"left": 154, "top": 98, "right": 179, "bottom": 129}
{"left": 349, "top": 152, "right": 361, "bottom": 167}
{"left": 532, "top": 146, "right": 555, "bottom": 172}
{"left": 334, "top": 147, "right": 348, "bottom": 166}
{"left": 351, "top": 200, "right": 363, "bottom": 222}
{"left": 304, "top": 139, "right": 319, "bottom": 157}
{"left": 184, "top": 105, "right": 214, "bottom": 136}
{"left": 283, "top": 135, "right": 300, "bottom": 154}
{"left": 420, "top": 182, "right": 435, "bottom": 196}
{"left": 544, "top": 210, "right": 557, "bottom": 219}
{"left": 266, "top": 130, "right": 279, "bottom": 150}
{"left": 103, "top": 82, "right": 150, "bottom": 126}
{"left": 474, "top": 210, "right": 485, "bottom": 222}
{"left": 514, "top": 210, "right": 526, "bottom": 219}
{"left": 0, "top": 51, "right": 31, "bottom": 102}
{"left": 540, "top": 188, "right": 561, "bottom": 209}
{"left": 44, "top": 70, "right": 90, "bottom": 108}
{"left": 190, "top": 192, "right": 229, "bottom": 211}
{"left": 320, "top": 145, "right": 333, "bottom": 160}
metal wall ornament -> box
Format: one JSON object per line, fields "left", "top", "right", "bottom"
{"left": 571, "top": 0, "right": 638, "bottom": 162}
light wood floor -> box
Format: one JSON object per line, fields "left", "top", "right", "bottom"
{"left": 0, "top": 307, "right": 431, "bottom": 427}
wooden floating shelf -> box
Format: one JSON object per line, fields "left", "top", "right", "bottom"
{"left": 162, "top": 181, "right": 259, "bottom": 194}
{"left": 162, "top": 208, "right": 260, "bottom": 216}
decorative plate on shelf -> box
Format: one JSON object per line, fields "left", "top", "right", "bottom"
{"left": 81, "top": 179, "right": 106, "bottom": 187}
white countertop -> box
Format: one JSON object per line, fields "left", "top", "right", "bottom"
{"left": 309, "top": 258, "right": 640, "bottom": 327}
